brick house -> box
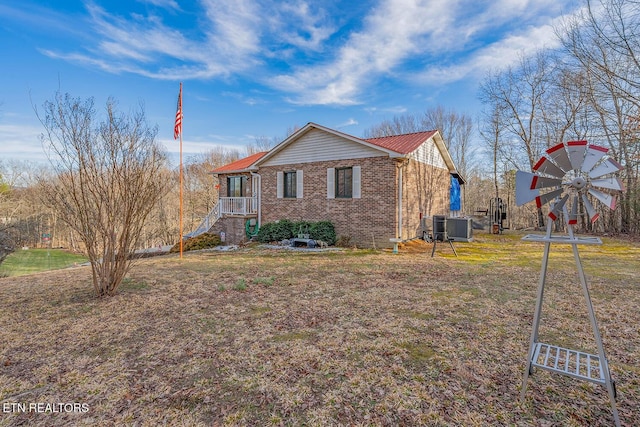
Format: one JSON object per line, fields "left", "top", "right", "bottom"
{"left": 203, "top": 122, "right": 462, "bottom": 248}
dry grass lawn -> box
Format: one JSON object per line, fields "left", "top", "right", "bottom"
{"left": 1, "top": 231, "right": 639, "bottom": 426}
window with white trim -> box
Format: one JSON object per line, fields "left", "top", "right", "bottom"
{"left": 327, "top": 166, "right": 361, "bottom": 199}
{"left": 277, "top": 170, "right": 303, "bottom": 199}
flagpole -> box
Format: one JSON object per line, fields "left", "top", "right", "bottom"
{"left": 179, "top": 82, "right": 184, "bottom": 258}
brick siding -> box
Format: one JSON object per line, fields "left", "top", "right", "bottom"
{"left": 214, "top": 157, "right": 450, "bottom": 248}
{"left": 402, "top": 159, "right": 450, "bottom": 240}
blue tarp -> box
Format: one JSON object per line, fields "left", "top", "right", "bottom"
{"left": 450, "top": 175, "right": 461, "bottom": 211}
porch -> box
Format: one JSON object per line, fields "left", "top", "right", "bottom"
{"left": 219, "top": 196, "right": 258, "bottom": 216}
{"left": 185, "top": 196, "right": 257, "bottom": 239}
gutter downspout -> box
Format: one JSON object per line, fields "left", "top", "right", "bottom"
{"left": 250, "top": 171, "right": 261, "bottom": 226}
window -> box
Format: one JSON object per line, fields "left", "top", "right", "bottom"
{"left": 335, "top": 167, "right": 353, "bottom": 198}
{"left": 327, "top": 166, "right": 360, "bottom": 199}
{"left": 277, "top": 170, "right": 303, "bottom": 198}
{"left": 284, "top": 171, "right": 296, "bottom": 198}
{"left": 227, "top": 176, "right": 246, "bottom": 197}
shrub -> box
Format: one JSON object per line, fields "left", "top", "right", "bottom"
{"left": 256, "top": 219, "right": 295, "bottom": 243}
{"left": 291, "top": 220, "right": 313, "bottom": 238}
{"left": 255, "top": 222, "right": 275, "bottom": 243}
{"left": 256, "top": 219, "right": 336, "bottom": 245}
{"left": 310, "top": 221, "right": 336, "bottom": 245}
{"left": 170, "top": 233, "right": 222, "bottom": 253}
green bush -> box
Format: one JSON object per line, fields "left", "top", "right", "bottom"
{"left": 170, "top": 233, "right": 222, "bottom": 253}
{"left": 256, "top": 220, "right": 295, "bottom": 243}
{"left": 256, "top": 219, "right": 336, "bottom": 245}
{"left": 291, "top": 220, "right": 313, "bottom": 237}
{"left": 255, "top": 222, "right": 276, "bottom": 243}
{"left": 310, "top": 221, "right": 336, "bottom": 245}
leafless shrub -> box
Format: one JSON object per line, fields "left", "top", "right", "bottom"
{"left": 36, "top": 93, "right": 169, "bottom": 296}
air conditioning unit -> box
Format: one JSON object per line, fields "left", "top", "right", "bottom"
{"left": 446, "top": 217, "right": 473, "bottom": 242}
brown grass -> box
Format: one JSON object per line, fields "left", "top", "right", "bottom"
{"left": 1, "top": 231, "right": 639, "bottom": 426}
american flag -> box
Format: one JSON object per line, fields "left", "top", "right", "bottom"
{"left": 174, "top": 84, "right": 182, "bottom": 139}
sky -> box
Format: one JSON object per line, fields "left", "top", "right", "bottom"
{"left": 0, "top": 0, "right": 582, "bottom": 166}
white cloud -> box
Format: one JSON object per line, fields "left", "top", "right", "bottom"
{"left": 42, "top": 1, "right": 263, "bottom": 80}
{"left": 33, "top": 0, "right": 582, "bottom": 106}
{"left": 270, "top": 0, "right": 455, "bottom": 105}
{"left": 418, "top": 13, "right": 568, "bottom": 85}
{"left": 0, "top": 124, "right": 47, "bottom": 162}
{"left": 138, "top": 0, "right": 180, "bottom": 10}
{"left": 336, "top": 118, "right": 358, "bottom": 128}
{"left": 268, "top": 0, "right": 582, "bottom": 105}
{"left": 268, "top": 1, "right": 336, "bottom": 52}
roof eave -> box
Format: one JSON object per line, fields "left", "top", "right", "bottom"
{"left": 432, "top": 131, "right": 456, "bottom": 172}
{"left": 211, "top": 166, "right": 257, "bottom": 175}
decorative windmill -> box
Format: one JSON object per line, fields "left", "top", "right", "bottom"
{"left": 515, "top": 140, "right": 624, "bottom": 427}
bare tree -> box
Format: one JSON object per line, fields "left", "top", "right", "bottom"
{"left": 363, "top": 115, "right": 420, "bottom": 138}
{"left": 421, "top": 106, "right": 475, "bottom": 179}
{"left": 479, "top": 51, "right": 560, "bottom": 227}
{"left": 559, "top": 0, "right": 640, "bottom": 232}
{"left": 245, "top": 136, "right": 277, "bottom": 156}
{"left": 245, "top": 125, "right": 301, "bottom": 156}
{"left": 37, "top": 93, "right": 169, "bottom": 296}
{"left": 478, "top": 105, "right": 507, "bottom": 200}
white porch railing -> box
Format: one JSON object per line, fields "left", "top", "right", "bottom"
{"left": 185, "top": 197, "right": 257, "bottom": 238}
{"left": 185, "top": 203, "right": 220, "bottom": 238}
{"left": 219, "top": 197, "right": 258, "bottom": 216}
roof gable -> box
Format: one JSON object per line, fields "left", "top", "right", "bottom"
{"left": 254, "top": 123, "right": 400, "bottom": 167}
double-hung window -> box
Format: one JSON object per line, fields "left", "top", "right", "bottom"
{"left": 335, "top": 167, "right": 353, "bottom": 198}
{"left": 327, "top": 166, "right": 361, "bottom": 199}
{"left": 277, "top": 170, "right": 303, "bottom": 198}
{"left": 284, "top": 171, "right": 297, "bottom": 198}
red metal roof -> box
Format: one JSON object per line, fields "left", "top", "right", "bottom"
{"left": 364, "top": 130, "right": 438, "bottom": 154}
{"left": 211, "top": 151, "right": 268, "bottom": 173}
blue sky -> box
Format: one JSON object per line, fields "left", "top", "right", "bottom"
{"left": 0, "top": 0, "right": 581, "bottom": 165}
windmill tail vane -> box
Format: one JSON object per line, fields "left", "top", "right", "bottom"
{"left": 515, "top": 140, "right": 624, "bottom": 226}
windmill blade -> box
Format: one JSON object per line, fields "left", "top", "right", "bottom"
{"left": 568, "top": 194, "right": 579, "bottom": 225}
{"left": 548, "top": 194, "right": 569, "bottom": 221}
{"left": 535, "top": 188, "right": 563, "bottom": 208}
{"left": 582, "top": 193, "right": 600, "bottom": 223}
{"left": 531, "top": 175, "right": 563, "bottom": 189}
{"left": 515, "top": 171, "right": 540, "bottom": 206}
{"left": 532, "top": 156, "right": 565, "bottom": 178}
{"left": 581, "top": 144, "right": 608, "bottom": 173}
{"left": 589, "top": 188, "right": 617, "bottom": 210}
{"left": 546, "top": 143, "right": 572, "bottom": 172}
{"left": 591, "top": 176, "right": 625, "bottom": 192}
{"left": 588, "top": 158, "right": 624, "bottom": 179}
{"left": 567, "top": 140, "right": 588, "bottom": 170}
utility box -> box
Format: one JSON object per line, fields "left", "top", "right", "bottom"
{"left": 446, "top": 217, "right": 473, "bottom": 242}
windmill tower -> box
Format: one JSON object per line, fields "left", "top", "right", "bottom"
{"left": 515, "top": 140, "right": 624, "bottom": 426}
